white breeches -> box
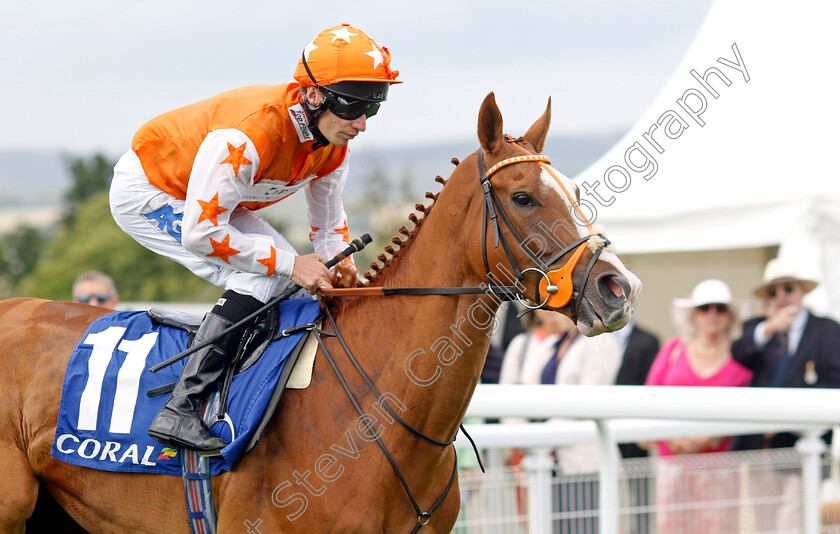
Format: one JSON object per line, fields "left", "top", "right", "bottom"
{"left": 109, "top": 150, "right": 298, "bottom": 303}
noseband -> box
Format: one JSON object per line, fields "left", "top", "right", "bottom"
{"left": 477, "top": 137, "right": 611, "bottom": 319}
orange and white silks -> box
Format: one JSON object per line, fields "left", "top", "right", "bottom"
{"left": 129, "top": 83, "right": 352, "bottom": 279}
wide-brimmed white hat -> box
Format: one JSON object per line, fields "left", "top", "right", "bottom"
{"left": 753, "top": 258, "right": 818, "bottom": 299}
{"left": 674, "top": 279, "right": 734, "bottom": 309}
{"left": 672, "top": 279, "right": 747, "bottom": 340}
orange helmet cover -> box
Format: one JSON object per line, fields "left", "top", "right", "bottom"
{"left": 294, "top": 23, "right": 401, "bottom": 87}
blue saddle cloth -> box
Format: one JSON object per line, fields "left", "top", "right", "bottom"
{"left": 52, "top": 298, "right": 320, "bottom": 476}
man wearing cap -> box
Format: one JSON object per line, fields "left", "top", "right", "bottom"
{"left": 109, "top": 24, "right": 400, "bottom": 452}
{"left": 731, "top": 258, "right": 840, "bottom": 528}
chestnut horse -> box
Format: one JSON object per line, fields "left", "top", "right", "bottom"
{"left": 0, "top": 93, "right": 640, "bottom": 533}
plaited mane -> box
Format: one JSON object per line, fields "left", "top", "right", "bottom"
{"left": 358, "top": 158, "right": 460, "bottom": 286}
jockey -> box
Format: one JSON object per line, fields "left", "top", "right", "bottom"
{"left": 109, "top": 23, "right": 401, "bottom": 453}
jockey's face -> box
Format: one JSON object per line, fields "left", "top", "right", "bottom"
{"left": 316, "top": 109, "right": 367, "bottom": 147}
{"left": 303, "top": 86, "right": 367, "bottom": 147}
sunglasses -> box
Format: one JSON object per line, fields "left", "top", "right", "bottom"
{"left": 75, "top": 293, "right": 114, "bottom": 304}
{"left": 697, "top": 303, "right": 729, "bottom": 313}
{"left": 768, "top": 284, "right": 795, "bottom": 298}
{"left": 322, "top": 90, "right": 380, "bottom": 120}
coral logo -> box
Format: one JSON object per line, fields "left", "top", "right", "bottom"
{"left": 157, "top": 447, "right": 177, "bottom": 461}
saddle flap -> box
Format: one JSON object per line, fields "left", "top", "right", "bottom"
{"left": 235, "top": 305, "right": 279, "bottom": 374}
{"left": 148, "top": 307, "right": 204, "bottom": 335}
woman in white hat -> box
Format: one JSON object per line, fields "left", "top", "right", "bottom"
{"left": 644, "top": 279, "right": 752, "bottom": 534}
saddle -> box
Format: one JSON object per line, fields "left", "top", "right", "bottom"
{"left": 147, "top": 304, "right": 280, "bottom": 384}
{"left": 145, "top": 304, "right": 321, "bottom": 454}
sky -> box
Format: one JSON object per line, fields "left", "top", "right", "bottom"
{"left": 0, "top": 0, "right": 714, "bottom": 156}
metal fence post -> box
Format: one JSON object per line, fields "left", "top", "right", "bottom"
{"left": 797, "top": 429, "right": 827, "bottom": 534}
{"left": 521, "top": 448, "right": 554, "bottom": 534}
{"left": 596, "top": 419, "right": 619, "bottom": 534}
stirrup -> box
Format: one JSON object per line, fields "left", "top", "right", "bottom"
{"left": 198, "top": 412, "right": 236, "bottom": 457}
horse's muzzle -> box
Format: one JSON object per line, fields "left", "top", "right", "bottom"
{"left": 576, "top": 271, "right": 638, "bottom": 336}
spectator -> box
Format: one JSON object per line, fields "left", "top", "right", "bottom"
{"left": 613, "top": 319, "right": 660, "bottom": 457}
{"left": 498, "top": 309, "right": 575, "bottom": 389}
{"left": 612, "top": 320, "right": 660, "bottom": 534}
{"left": 731, "top": 258, "right": 840, "bottom": 530}
{"left": 497, "top": 309, "right": 575, "bottom": 520}
{"left": 547, "top": 331, "right": 623, "bottom": 534}
{"left": 645, "top": 278, "right": 751, "bottom": 534}
{"left": 72, "top": 271, "right": 120, "bottom": 309}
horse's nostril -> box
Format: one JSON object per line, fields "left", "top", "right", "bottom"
{"left": 605, "top": 277, "right": 623, "bottom": 298}
{"left": 597, "top": 274, "right": 627, "bottom": 303}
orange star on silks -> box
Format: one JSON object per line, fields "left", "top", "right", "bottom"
{"left": 220, "top": 142, "right": 252, "bottom": 178}
{"left": 257, "top": 246, "right": 276, "bottom": 276}
{"left": 334, "top": 221, "right": 350, "bottom": 242}
{"left": 196, "top": 193, "right": 228, "bottom": 225}
{"left": 206, "top": 234, "right": 241, "bottom": 263}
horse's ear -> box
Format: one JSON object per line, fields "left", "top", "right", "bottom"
{"left": 478, "top": 92, "right": 504, "bottom": 156}
{"left": 523, "top": 97, "right": 551, "bottom": 153}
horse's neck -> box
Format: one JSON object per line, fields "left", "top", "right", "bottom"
{"left": 336, "top": 178, "right": 497, "bottom": 440}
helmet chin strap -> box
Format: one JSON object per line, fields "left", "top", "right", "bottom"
{"left": 299, "top": 51, "right": 333, "bottom": 149}
{"left": 300, "top": 96, "right": 331, "bottom": 149}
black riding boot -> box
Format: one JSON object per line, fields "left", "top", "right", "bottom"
{"left": 148, "top": 312, "right": 239, "bottom": 452}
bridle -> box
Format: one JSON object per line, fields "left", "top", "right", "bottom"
{"left": 315, "top": 137, "right": 612, "bottom": 323}
{"left": 477, "top": 136, "right": 611, "bottom": 319}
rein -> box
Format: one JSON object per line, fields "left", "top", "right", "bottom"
{"left": 312, "top": 306, "right": 478, "bottom": 532}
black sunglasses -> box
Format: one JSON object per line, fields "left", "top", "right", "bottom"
{"left": 768, "top": 284, "right": 795, "bottom": 298}
{"left": 697, "top": 303, "right": 729, "bottom": 313}
{"left": 322, "top": 89, "right": 380, "bottom": 120}
{"left": 75, "top": 293, "right": 114, "bottom": 304}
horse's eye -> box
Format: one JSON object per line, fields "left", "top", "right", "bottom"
{"left": 512, "top": 192, "right": 535, "bottom": 207}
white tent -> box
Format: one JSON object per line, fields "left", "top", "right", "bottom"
{"left": 574, "top": 0, "right": 840, "bottom": 337}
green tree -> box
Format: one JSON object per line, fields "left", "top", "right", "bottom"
{"left": 20, "top": 191, "right": 221, "bottom": 303}
{"left": 63, "top": 153, "right": 115, "bottom": 224}
{"left": 363, "top": 159, "right": 391, "bottom": 208}
{"left": 1, "top": 225, "right": 45, "bottom": 287}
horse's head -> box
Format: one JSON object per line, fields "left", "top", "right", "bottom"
{"left": 465, "top": 92, "right": 641, "bottom": 336}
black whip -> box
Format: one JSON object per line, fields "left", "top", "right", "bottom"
{"left": 149, "top": 233, "right": 372, "bottom": 373}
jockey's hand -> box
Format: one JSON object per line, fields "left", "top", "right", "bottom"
{"left": 291, "top": 253, "right": 333, "bottom": 294}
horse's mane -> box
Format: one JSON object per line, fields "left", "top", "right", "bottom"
{"left": 324, "top": 158, "right": 461, "bottom": 312}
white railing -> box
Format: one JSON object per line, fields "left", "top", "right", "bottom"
{"left": 463, "top": 385, "right": 840, "bottom": 534}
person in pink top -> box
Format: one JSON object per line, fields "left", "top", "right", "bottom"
{"left": 646, "top": 278, "right": 752, "bottom": 454}
{"left": 644, "top": 278, "right": 752, "bottom": 533}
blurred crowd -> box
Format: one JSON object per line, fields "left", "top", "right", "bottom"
{"left": 476, "top": 255, "right": 840, "bottom": 533}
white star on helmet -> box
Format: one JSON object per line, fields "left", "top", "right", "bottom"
{"left": 303, "top": 39, "right": 318, "bottom": 61}
{"left": 364, "top": 43, "right": 384, "bottom": 69}
{"left": 329, "top": 27, "right": 357, "bottom": 43}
